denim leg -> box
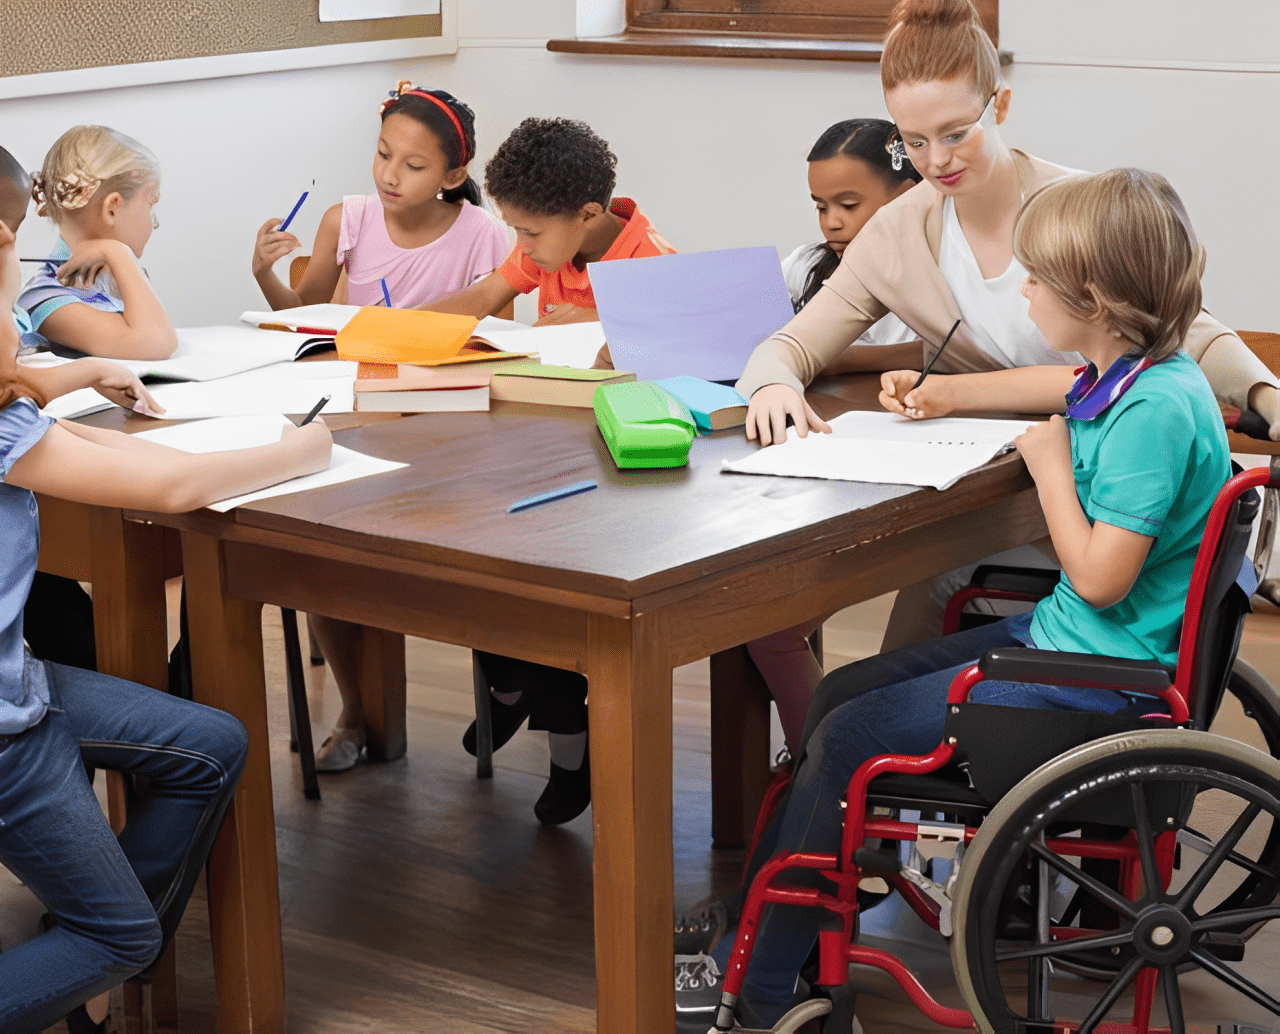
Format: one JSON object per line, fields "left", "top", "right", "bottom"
{"left": 738, "top": 618, "right": 1031, "bottom": 1021}
{"left": 0, "top": 663, "right": 247, "bottom": 1032}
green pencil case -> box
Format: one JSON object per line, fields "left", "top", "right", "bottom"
{"left": 593, "top": 381, "right": 695, "bottom": 469}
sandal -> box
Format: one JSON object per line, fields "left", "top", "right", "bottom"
{"left": 315, "top": 727, "right": 365, "bottom": 772}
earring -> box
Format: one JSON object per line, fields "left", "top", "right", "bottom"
{"left": 889, "top": 139, "right": 907, "bottom": 173}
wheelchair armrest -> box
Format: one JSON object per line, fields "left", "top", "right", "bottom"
{"left": 978, "top": 647, "right": 1174, "bottom": 694}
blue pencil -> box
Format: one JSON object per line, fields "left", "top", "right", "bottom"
{"left": 278, "top": 190, "right": 309, "bottom": 232}
{"left": 508, "top": 479, "right": 597, "bottom": 514}
{"left": 381, "top": 277, "right": 392, "bottom": 307}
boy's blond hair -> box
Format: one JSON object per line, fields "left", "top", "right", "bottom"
{"left": 31, "top": 126, "right": 158, "bottom": 224}
{"left": 1013, "top": 168, "right": 1205, "bottom": 363}
{"left": 881, "top": 0, "right": 1001, "bottom": 100}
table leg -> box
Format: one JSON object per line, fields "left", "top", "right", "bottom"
{"left": 358, "top": 626, "right": 407, "bottom": 762}
{"left": 709, "top": 646, "right": 774, "bottom": 850}
{"left": 182, "top": 532, "right": 287, "bottom": 1034}
{"left": 587, "top": 612, "right": 675, "bottom": 1034}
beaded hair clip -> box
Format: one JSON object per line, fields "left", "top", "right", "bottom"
{"left": 379, "top": 80, "right": 470, "bottom": 165}
{"left": 886, "top": 135, "right": 908, "bottom": 173}
{"left": 30, "top": 170, "right": 101, "bottom": 217}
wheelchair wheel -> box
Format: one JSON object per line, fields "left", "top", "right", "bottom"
{"left": 951, "top": 729, "right": 1280, "bottom": 1034}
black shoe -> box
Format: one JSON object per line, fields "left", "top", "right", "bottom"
{"left": 674, "top": 897, "right": 732, "bottom": 956}
{"left": 462, "top": 691, "right": 533, "bottom": 758}
{"left": 534, "top": 754, "right": 591, "bottom": 825}
{"left": 63, "top": 1003, "right": 107, "bottom": 1034}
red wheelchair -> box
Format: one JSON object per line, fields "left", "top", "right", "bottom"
{"left": 710, "top": 460, "right": 1280, "bottom": 1034}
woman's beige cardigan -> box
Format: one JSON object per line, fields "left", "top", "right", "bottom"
{"left": 737, "top": 150, "right": 1273, "bottom": 411}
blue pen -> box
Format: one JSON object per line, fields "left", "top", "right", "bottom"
{"left": 508, "top": 479, "right": 597, "bottom": 514}
{"left": 381, "top": 277, "right": 392, "bottom": 307}
{"left": 278, "top": 190, "right": 309, "bottom": 232}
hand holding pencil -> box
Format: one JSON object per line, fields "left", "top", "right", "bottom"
{"left": 878, "top": 319, "right": 963, "bottom": 421}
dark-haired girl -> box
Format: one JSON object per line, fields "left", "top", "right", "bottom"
{"left": 251, "top": 81, "right": 508, "bottom": 312}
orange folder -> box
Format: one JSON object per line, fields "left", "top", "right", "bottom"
{"left": 335, "top": 307, "right": 479, "bottom": 365}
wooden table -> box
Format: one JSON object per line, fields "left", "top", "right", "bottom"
{"left": 95, "top": 376, "right": 1041, "bottom": 1033}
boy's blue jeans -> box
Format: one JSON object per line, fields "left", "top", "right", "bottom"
{"left": 0, "top": 660, "right": 248, "bottom": 1033}
{"left": 737, "top": 615, "right": 1155, "bottom": 1023}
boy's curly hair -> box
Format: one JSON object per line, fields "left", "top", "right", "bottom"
{"left": 485, "top": 118, "right": 617, "bottom": 216}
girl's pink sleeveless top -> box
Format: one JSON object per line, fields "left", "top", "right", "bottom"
{"left": 335, "top": 196, "right": 509, "bottom": 308}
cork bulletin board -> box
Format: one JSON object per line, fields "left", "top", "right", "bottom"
{"left": 0, "top": 1, "right": 452, "bottom": 99}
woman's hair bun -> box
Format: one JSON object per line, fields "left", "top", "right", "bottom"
{"left": 889, "top": 0, "right": 982, "bottom": 30}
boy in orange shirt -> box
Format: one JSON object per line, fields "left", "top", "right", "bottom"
{"left": 427, "top": 117, "right": 673, "bottom": 326}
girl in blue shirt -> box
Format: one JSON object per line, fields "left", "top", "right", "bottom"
{"left": 0, "top": 211, "right": 331, "bottom": 1031}
{"left": 678, "top": 168, "right": 1230, "bottom": 1032}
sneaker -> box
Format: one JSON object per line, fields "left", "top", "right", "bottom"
{"left": 675, "top": 952, "right": 724, "bottom": 1026}
{"left": 534, "top": 754, "right": 592, "bottom": 825}
{"left": 315, "top": 727, "right": 364, "bottom": 773}
{"left": 675, "top": 897, "right": 732, "bottom": 955}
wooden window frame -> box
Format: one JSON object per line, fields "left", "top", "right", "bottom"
{"left": 548, "top": 0, "right": 998, "bottom": 63}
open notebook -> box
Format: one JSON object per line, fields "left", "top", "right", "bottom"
{"left": 721, "top": 411, "right": 1037, "bottom": 491}
{"left": 121, "top": 325, "right": 334, "bottom": 383}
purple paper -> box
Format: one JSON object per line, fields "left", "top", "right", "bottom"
{"left": 588, "top": 246, "right": 795, "bottom": 382}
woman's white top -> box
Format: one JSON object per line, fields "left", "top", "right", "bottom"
{"left": 781, "top": 241, "right": 917, "bottom": 347}
{"left": 937, "top": 197, "right": 1080, "bottom": 368}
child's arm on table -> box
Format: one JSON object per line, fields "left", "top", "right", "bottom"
{"left": 1014, "top": 415, "right": 1151, "bottom": 609}
{"left": 420, "top": 269, "right": 518, "bottom": 318}
{"left": 7, "top": 418, "right": 332, "bottom": 513}
{"left": 23, "top": 357, "right": 164, "bottom": 415}
{"left": 535, "top": 304, "right": 596, "bottom": 327}
{"left": 879, "top": 365, "right": 1076, "bottom": 419}
{"left": 252, "top": 203, "right": 343, "bottom": 310}
{"left": 39, "top": 239, "right": 177, "bottom": 360}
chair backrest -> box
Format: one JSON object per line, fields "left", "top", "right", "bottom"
{"left": 1180, "top": 463, "right": 1264, "bottom": 727}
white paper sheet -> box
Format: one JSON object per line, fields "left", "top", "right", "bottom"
{"left": 471, "top": 320, "right": 607, "bottom": 370}
{"left": 41, "top": 387, "right": 114, "bottom": 421}
{"left": 121, "top": 326, "right": 320, "bottom": 383}
{"left": 318, "top": 0, "right": 439, "bottom": 22}
{"left": 240, "top": 304, "right": 362, "bottom": 335}
{"left": 721, "top": 411, "right": 1037, "bottom": 491}
{"left": 145, "top": 362, "right": 357, "bottom": 420}
{"left": 133, "top": 414, "right": 407, "bottom": 513}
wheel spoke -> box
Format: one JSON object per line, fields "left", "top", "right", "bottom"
{"left": 1130, "top": 783, "right": 1163, "bottom": 899}
{"left": 1192, "top": 903, "right": 1280, "bottom": 933}
{"left": 1174, "top": 803, "right": 1263, "bottom": 911}
{"left": 997, "top": 929, "right": 1133, "bottom": 962}
{"left": 1180, "top": 824, "right": 1280, "bottom": 880}
{"left": 1161, "top": 964, "right": 1185, "bottom": 1034}
{"left": 1188, "top": 948, "right": 1280, "bottom": 1015}
{"left": 1079, "top": 953, "right": 1145, "bottom": 1034}
{"left": 1030, "top": 840, "right": 1138, "bottom": 920}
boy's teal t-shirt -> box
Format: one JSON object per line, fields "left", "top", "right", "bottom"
{"left": 1030, "top": 351, "right": 1230, "bottom": 667}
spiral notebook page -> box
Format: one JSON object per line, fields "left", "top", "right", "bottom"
{"left": 721, "top": 411, "right": 1037, "bottom": 490}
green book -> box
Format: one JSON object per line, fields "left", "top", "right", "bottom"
{"left": 490, "top": 362, "right": 636, "bottom": 408}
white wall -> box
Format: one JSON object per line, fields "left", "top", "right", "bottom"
{"left": 5, "top": 0, "right": 1279, "bottom": 331}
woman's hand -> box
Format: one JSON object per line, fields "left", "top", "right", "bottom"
{"left": 879, "top": 371, "right": 956, "bottom": 420}
{"left": 252, "top": 218, "right": 302, "bottom": 279}
{"left": 279, "top": 418, "right": 333, "bottom": 475}
{"left": 744, "top": 383, "right": 831, "bottom": 446}
{"left": 57, "top": 238, "right": 132, "bottom": 289}
{"left": 1014, "top": 415, "right": 1071, "bottom": 482}
{"left": 80, "top": 358, "right": 165, "bottom": 416}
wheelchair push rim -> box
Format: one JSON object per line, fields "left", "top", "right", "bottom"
{"left": 951, "top": 729, "right": 1280, "bottom": 1034}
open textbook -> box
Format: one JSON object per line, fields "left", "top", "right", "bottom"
{"left": 133, "top": 414, "right": 406, "bottom": 512}
{"left": 721, "top": 411, "right": 1037, "bottom": 491}
{"left": 119, "top": 325, "right": 334, "bottom": 383}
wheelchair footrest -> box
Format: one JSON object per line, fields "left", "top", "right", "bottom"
{"left": 1200, "top": 931, "right": 1246, "bottom": 961}
{"left": 853, "top": 846, "right": 903, "bottom": 877}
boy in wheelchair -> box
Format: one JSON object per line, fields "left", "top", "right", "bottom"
{"left": 677, "top": 169, "right": 1261, "bottom": 1033}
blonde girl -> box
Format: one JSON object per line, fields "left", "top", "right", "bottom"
{"left": 20, "top": 126, "right": 176, "bottom": 360}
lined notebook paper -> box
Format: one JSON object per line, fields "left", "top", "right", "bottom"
{"left": 721, "top": 411, "right": 1037, "bottom": 491}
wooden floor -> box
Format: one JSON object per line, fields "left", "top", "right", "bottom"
{"left": 9, "top": 587, "right": 1280, "bottom": 1032}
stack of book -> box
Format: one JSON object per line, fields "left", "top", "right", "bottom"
{"left": 353, "top": 363, "right": 493, "bottom": 412}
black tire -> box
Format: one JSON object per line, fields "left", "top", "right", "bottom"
{"left": 951, "top": 730, "right": 1280, "bottom": 1034}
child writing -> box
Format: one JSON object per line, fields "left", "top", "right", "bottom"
{"left": 251, "top": 82, "right": 508, "bottom": 311}
{"left": 427, "top": 116, "right": 674, "bottom": 327}
{"left": 250, "top": 83, "right": 508, "bottom": 772}
{"left": 0, "top": 158, "right": 332, "bottom": 1030}
{"left": 675, "top": 168, "right": 1230, "bottom": 1031}
{"left": 19, "top": 126, "right": 177, "bottom": 360}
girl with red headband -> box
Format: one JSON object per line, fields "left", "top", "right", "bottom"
{"left": 250, "top": 83, "right": 508, "bottom": 772}
{"left": 250, "top": 82, "right": 507, "bottom": 315}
